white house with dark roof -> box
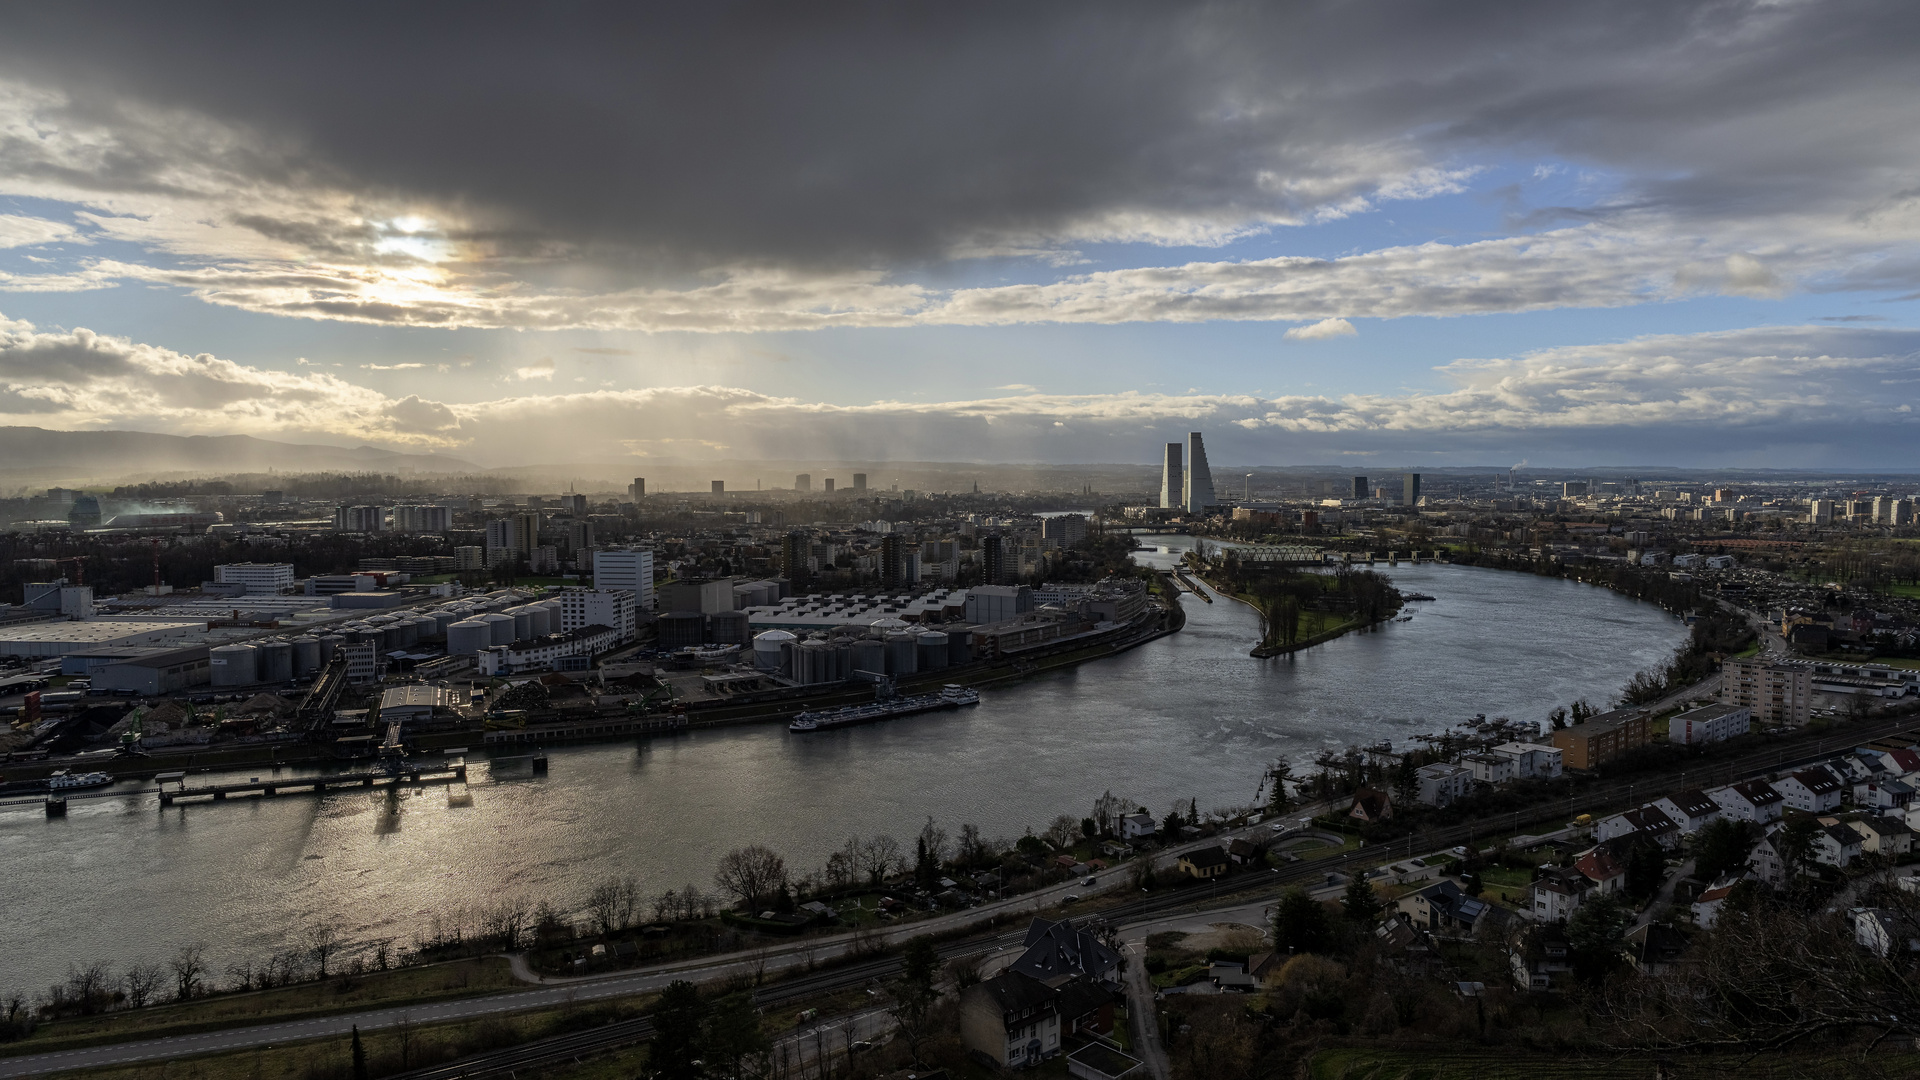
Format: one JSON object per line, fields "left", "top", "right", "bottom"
{"left": 1855, "top": 777, "right": 1916, "bottom": 812}
{"left": 1708, "top": 780, "right": 1784, "bottom": 824}
{"left": 1595, "top": 805, "right": 1681, "bottom": 849}
{"left": 1011, "top": 917, "right": 1122, "bottom": 985}
{"left": 1812, "top": 822, "right": 1864, "bottom": 868}
{"left": 1774, "top": 766, "right": 1845, "bottom": 813}
{"left": 1652, "top": 789, "right": 1721, "bottom": 834}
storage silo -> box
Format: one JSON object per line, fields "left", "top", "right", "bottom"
{"left": 503, "top": 606, "right": 531, "bottom": 641}
{"left": 480, "top": 611, "right": 517, "bottom": 646}
{"left": 884, "top": 630, "right": 918, "bottom": 676}
{"left": 851, "top": 637, "right": 886, "bottom": 675}
{"left": 389, "top": 618, "right": 416, "bottom": 648}
{"left": 366, "top": 614, "right": 399, "bottom": 627}
{"left": 947, "top": 627, "right": 973, "bottom": 666}
{"left": 447, "top": 618, "right": 492, "bottom": 655}
{"left": 916, "top": 630, "right": 950, "bottom": 672}
{"left": 291, "top": 636, "right": 322, "bottom": 677}
{"left": 752, "top": 630, "right": 796, "bottom": 673}
{"left": 317, "top": 634, "right": 344, "bottom": 664}
{"left": 658, "top": 612, "right": 707, "bottom": 649}
{"left": 407, "top": 615, "right": 437, "bottom": 642}
{"left": 709, "top": 610, "right": 750, "bottom": 645}
{"left": 257, "top": 640, "right": 294, "bottom": 684}
{"left": 524, "top": 605, "right": 552, "bottom": 638}
{"left": 209, "top": 643, "right": 257, "bottom": 687}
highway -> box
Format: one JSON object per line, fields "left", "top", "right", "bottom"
{"left": 2, "top": 709, "right": 1913, "bottom": 1078}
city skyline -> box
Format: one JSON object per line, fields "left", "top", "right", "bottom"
{"left": 0, "top": 4, "right": 1916, "bottom": 468}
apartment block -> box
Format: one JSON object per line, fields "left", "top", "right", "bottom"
{"left": 1720, "top": 657, "right": 1813, "bottom": 727}
{"left": 1550, "top": 708, "right": 1652, "bottom": 770}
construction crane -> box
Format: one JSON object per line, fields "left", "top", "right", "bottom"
{"left": 58, "top": 557, "right": 85, "bottom": 586}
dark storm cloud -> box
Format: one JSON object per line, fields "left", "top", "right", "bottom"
{"left": 1, "top": 1, "right": 1914, "bottom": 275}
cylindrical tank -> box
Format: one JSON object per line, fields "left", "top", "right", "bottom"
{"left": 524, "top": 605, "right": 552, "bottom": 638}
{"left": 659, "top": 612, "right": 707, "bottom": 649}
{"left": 257, "top": 640, "right": 294, "bottom": 683}
{"left": 851, "top": 637, "right": 886, "bottom": 675}
{"left": 480, "top": 611, "right": 516, "bottom": 646}
{"left": 885, "top": 630, "right": 918, "bottom": 676}
{"left": 752, "top": 630, "right": 796, "bottom": 672}
{"left": 448, "top": 618, "right": 491, "bottom": 655}
{"left": 947, "top": 628, "right": 973, "bottom": 666}
{"left": 917, "top": 631, "right": 950, "bottom": 672}
{"left": 390, "top": 618, "right": 417, "bottom": 648}
{"left": 709, "top": 610, "right": 749, "bottom": 645}
{"left": 317, "top": 634, "right": 343, "bottom": 664}
{"left": 209, "top": 643, "right": 257, "bottom": 687}
{"left": 507, "top": 607, "right": 534, "bottom": 641}
{"left": 406, "top": 615, "right": 436, "bottom": 643}
{"left": 291, "top": 636, "right": 322, "bottom": 676}
{"left": 365, "top": 614, "right": 398, "bottom": 627}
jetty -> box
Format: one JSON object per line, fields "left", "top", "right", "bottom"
{"left": 158, "top": 761, "right": 467, "bottom": 807}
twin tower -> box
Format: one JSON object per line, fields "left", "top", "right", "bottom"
{"left": 1159, "top": 432, "right": 1215, "bottom": 513}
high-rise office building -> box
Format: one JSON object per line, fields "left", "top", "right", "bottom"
{"left": 484, "top": 518, "right": 514, "bottom": 566}
{"left": 1160, "top": 443, "right": 1183, "bottom": 510}
{"left": 853, "top": 473, "right": 868, "bottom": 492}
{"left": 1183, "top": 432, "right": 1214, "bottom": 513}
{"left": 1403, "top": 473, "right": 1422, "bottom": 506}
{"left": 566, "top": 520, "right": 595, "bottom": 553}
{"left": 710, "top": 480, "right": 725, "bottom": 495}
{"left": 588, "top": 547, "right": 655, "bottom": 611}
{"left": 332, "top": 505, "right": 386, "bottom": 533}
{"left": 980, "top": 534, "right": 1008, "bottom": 585}
{"left": 1351, "top": 476, "right": 1368, "bottom": 499}
{"left": 628, "top": 477, "right": 645, "bottom": 500}
{"left": 795, "top": 473, "right": 811, "bottom": 491}
{"left": 880, "top": 534, "right": 903, "bottom": 589}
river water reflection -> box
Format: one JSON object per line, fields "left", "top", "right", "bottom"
{"left": 0, "top": 538, "right": 1686, "bottom": 988}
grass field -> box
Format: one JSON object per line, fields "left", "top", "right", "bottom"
{"left": 1, "top": 958, "right": 517, "bottom": 1058}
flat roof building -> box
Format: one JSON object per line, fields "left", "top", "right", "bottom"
{"left": 1551, "top": 708, "right": 1652, "bottom": 770}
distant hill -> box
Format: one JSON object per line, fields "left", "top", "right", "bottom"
{"left": 0, "top": 427, "right": 482, "bottom": 486}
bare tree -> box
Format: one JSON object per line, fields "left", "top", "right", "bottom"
{"left": 64, "top": 962, "right": 113, "bottom": 1015}
{"left": 1045, "top": 814, "right": 1081, "bottom": 850}
{"left": 585, "top": 875, "right": 639, "bottom": 935}
{"left": 714, "top": 845, "right": 789, "bottom": 912}
{"left": 124, "top": 962, "right": 165, "bottom": 1009}
{"left": 371, "top": 939, "right": 394, "bottom": 971}
{"left": 918, "top": 817, "right": 949, "bottom": 865}
{"left": 860, "top": 834, "right": 901, "bottom": 886}
{"left": 169, "top": 945, "right": 205, "bottom": 1002}
{"left": 307, "top": 925, "right": 339, "bottom": 978}
{"left": 652, "top": 887, "right": 679, "bottom": 923}
{"left": 824, "top": 847, "right": 856, "bottom": 891}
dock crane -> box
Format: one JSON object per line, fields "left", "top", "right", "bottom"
{"left": 116, "top": 707, "right": 149, "bottom": 757}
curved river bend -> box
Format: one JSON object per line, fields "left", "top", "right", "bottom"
{"left": 0, "top": 540, "right": 1686, "bottom": 989}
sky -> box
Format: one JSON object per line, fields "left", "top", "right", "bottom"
{"left": 0, "top": 1, "right": 1917, "bottom": 469}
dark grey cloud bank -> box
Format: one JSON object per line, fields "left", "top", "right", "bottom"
{"left": 1, "top": 1, "right": 1915, "bottom": 276}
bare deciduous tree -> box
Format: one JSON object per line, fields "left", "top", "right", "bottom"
{"left": 1045, "top": 814, "right": 1081, "bottom": 850}
{"left": 124, "top": 962, "right": 165, "bottom": 1009}
{"left": 860, "top": 835, "right": 901, "bottom": 886}
{"left": 306, "top": 925, "right": 339, "bottom": 978}
{"left": 169, "top": 945, "right": 205, "bottom": 1002}
{"left": 714, "top": 845, "right": 788, "bottom": 912}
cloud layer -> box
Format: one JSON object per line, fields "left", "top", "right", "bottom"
{"left": 4, "top": 314, "right": 1914, "bottom": 466}
{"left": 0, "top": 3, "right": 1911, "bottom": 331}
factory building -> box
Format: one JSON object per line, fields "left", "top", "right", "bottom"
{"left": 92, "top": 646, "right": 212, "bottom": 696}
{"left": 478, "top": 624, "right": 623, "bottom": 676}
{"left": 966, "top": 585, "right": 1032, "bottom": 625}
{"left": 214, "top": 563, "right": 295, "bottom": 595}
{"left": 0, "top": 621, "right": 207, "bottom": 658}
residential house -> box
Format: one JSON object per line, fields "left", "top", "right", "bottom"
{"left": 1668, "top": 703, "right": 1752, "bottom": 745}
{"left": 1855, "top": 778, "right": 1916, "bottom": 813}
{"left": 1652, "top": 789, "right": 1722, "bottom": 835}
{"left": 1708, "top": 780, "right": 1784, "bottom": 824}
{"left": 1398, "top": 879, "right": 1494, "bottom": 936}
{"left": 1693, "top": 882, "right": 1737, "bottom": 928}
{"left": 1551, "top": 708, "right": 1652, "bottom": 769}
{"left": 1176, "top": 846, "right": 1230, "bottom": 880}
{"left": 1774, "top": 766, "right": 1845, "bottom": 813}
{"left": 1509, "top": 923, "right": 1574, "bottom": 991}
{"left": 1011, "top": 918, "right": 1123, "bottom": 985}
{"left": 1226, "top": 838, "right": 1262, "bottom": 865}
{"left": 1747, "top": 834, "right": 1787, "bottom": 889}
{"left": 1490, "top": 741, "right": 1565, "bottom": 779}
{"left": 1812, "top": 822, "right": 1864, "bottom": 868}
{"left": 1527, "top": 866, "right": 1590, "bottom": 923}
{"left": 1855, "top": 908, "right": 1920, "bottom": 958}
{"left": 1371, "top": 914, "right": 1443, "bottom": 976}
{"left": 1595, "top": 805, "right": 1681, "bottom": 850}
{"left": 1622, "top": 923, "right": 1692, "bottom": 975}
{"left": 1348, "top": 788, "right": 1394, "bottom": 822}
{"left": 1416, "top": 762, "right": 1473, "bottom": 807}
{"left": 1574, "top": 848, "right": 1628, "bottom": 895}
{"left": 960, "top": 971, "right": 1061, "bottom": 1068}
{"left": 1054, "top": 976, "right": 1117, "bottom": 1037}
{"left": 1207, "top": 961, "right": 1258, "bottom": 992}
{"left": 1850, "top": 817, "right": 1914, "bottom": 856}
{"left": 1120, "top": 813, "right": 1156, "bottom": 842}
{"left": 1876, "top": 747, "right": 1920, "bottom": 777}
{"left": 1834, "top": 749, "right": 1892, "bottom": 784}
{"left": 1462, "top": 751, "right": 1513, "bottom": 785}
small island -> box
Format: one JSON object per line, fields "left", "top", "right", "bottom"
{"left": 1182, "top": 540, "right": 1404, "bottom": 657}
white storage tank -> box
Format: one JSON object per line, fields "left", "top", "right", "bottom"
{"left": 884, "top": 630, "right": 918, "bottom": 676}
{"left": 447, "top": 618, "right": 492, "bottom": 655}
{"left": 752, "top": 629, "right": 796, "bottom": 673}
{"left": 480, "top": 611, "right": 516, "bottom": 646}
{"left": 506, "top": 607, "right": 535, "bottom": 641}
{"left": 525, "top": 605, "right": 552, "bottom": 638}
{"left": 209, "top": 643, "right": 257, "bottom": 687}
{"left": 291, "top": 636, "right": 322, "bottom": 677}
{"left": 916, "top": 631, "right": 949, "bottom": 672}
{"left": 257, "top": 640, "right": 294, "bottom": 684}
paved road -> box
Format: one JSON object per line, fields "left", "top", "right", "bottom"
{"left": 1122, "top": 944, "right": 1172, "bottom": 1080}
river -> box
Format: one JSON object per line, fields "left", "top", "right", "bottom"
{"left": 0, "top": 538, "right": 1687, "bottom": 991}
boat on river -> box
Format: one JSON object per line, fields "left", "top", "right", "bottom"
{"left": 789, "top": 684, "right": 979, "bottom": 733}
{"left": 46, "top": 770, "right": 113, "bottom": 791}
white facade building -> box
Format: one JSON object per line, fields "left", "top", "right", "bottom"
{"left": 591, "top": 547, "right": 656, "bottom": 611}
{"left": 1775, "top": 766, "right": 1845, "bottom": 813}
{"left": 558, "top": 588, "right": 635, "bottom": 641}
{"left": 1669, "top": 703, "right": 1752, "bottom": 745}
{"left": 391, "top": 505, "right": 452, "bottom": 533}
{"left": 1490, "top": 742, "right": 1564, "bottom": 779}
{"left": 1416, "top": 762, "right": 1473, "bottom": 807}
{"left": 213, "top": 562, "right": 295, "bottom": 595}
{"left": 1707, "top": 780, "right": 1784, "bottom": 824}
